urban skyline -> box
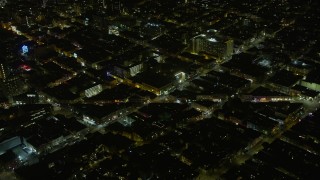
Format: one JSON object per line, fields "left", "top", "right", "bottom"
{"left": 0, "top": 0, "right": 320, "bottom": 179}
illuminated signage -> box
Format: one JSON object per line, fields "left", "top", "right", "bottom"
{"left": 22, "top": 45, "right": 29, "bottom": 54}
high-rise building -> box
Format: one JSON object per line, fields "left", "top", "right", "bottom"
{"left": 225, "top": 39, "right": 234, "bottom": 58}
{"left": 191, "top": 34, "right": 233, "bottom": 59}
{"left": 2, "top": 77, "right": 27, "bottom": 97}
{"left": 114, "top": 62, "right": 144, "bottom": 78}
{"left": 140, "top": 22, "right": 164, "bottom": 39}
{"left": 12, "top": 92, "right": 40, "bottom": 105}
{"left": 0, "top": 63, "right": 7, "bottom": 82}
{"left": 99, "top": 0, "right": 123, "bottom": 13}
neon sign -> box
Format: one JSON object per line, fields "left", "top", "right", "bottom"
{"left": 22, "top": 45, "right": 29, "bottom": 54}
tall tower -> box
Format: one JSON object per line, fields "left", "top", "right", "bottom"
{"left": 0, "top": 0, "right": 7, "bottom": 8}
{"left": 0, "top": 64, "right": 7, "bottom": 82}
{"left": 225, "top": 39, "right": 234, "bottom": 58}
{"left": 42, "top": 0, "right": 48, "bottom": 8}
{"left": 103, "top": 0, "right": 107, "bottom": 8}
{"left": 111, "top": 0, "right": 122, "bottom": 13}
